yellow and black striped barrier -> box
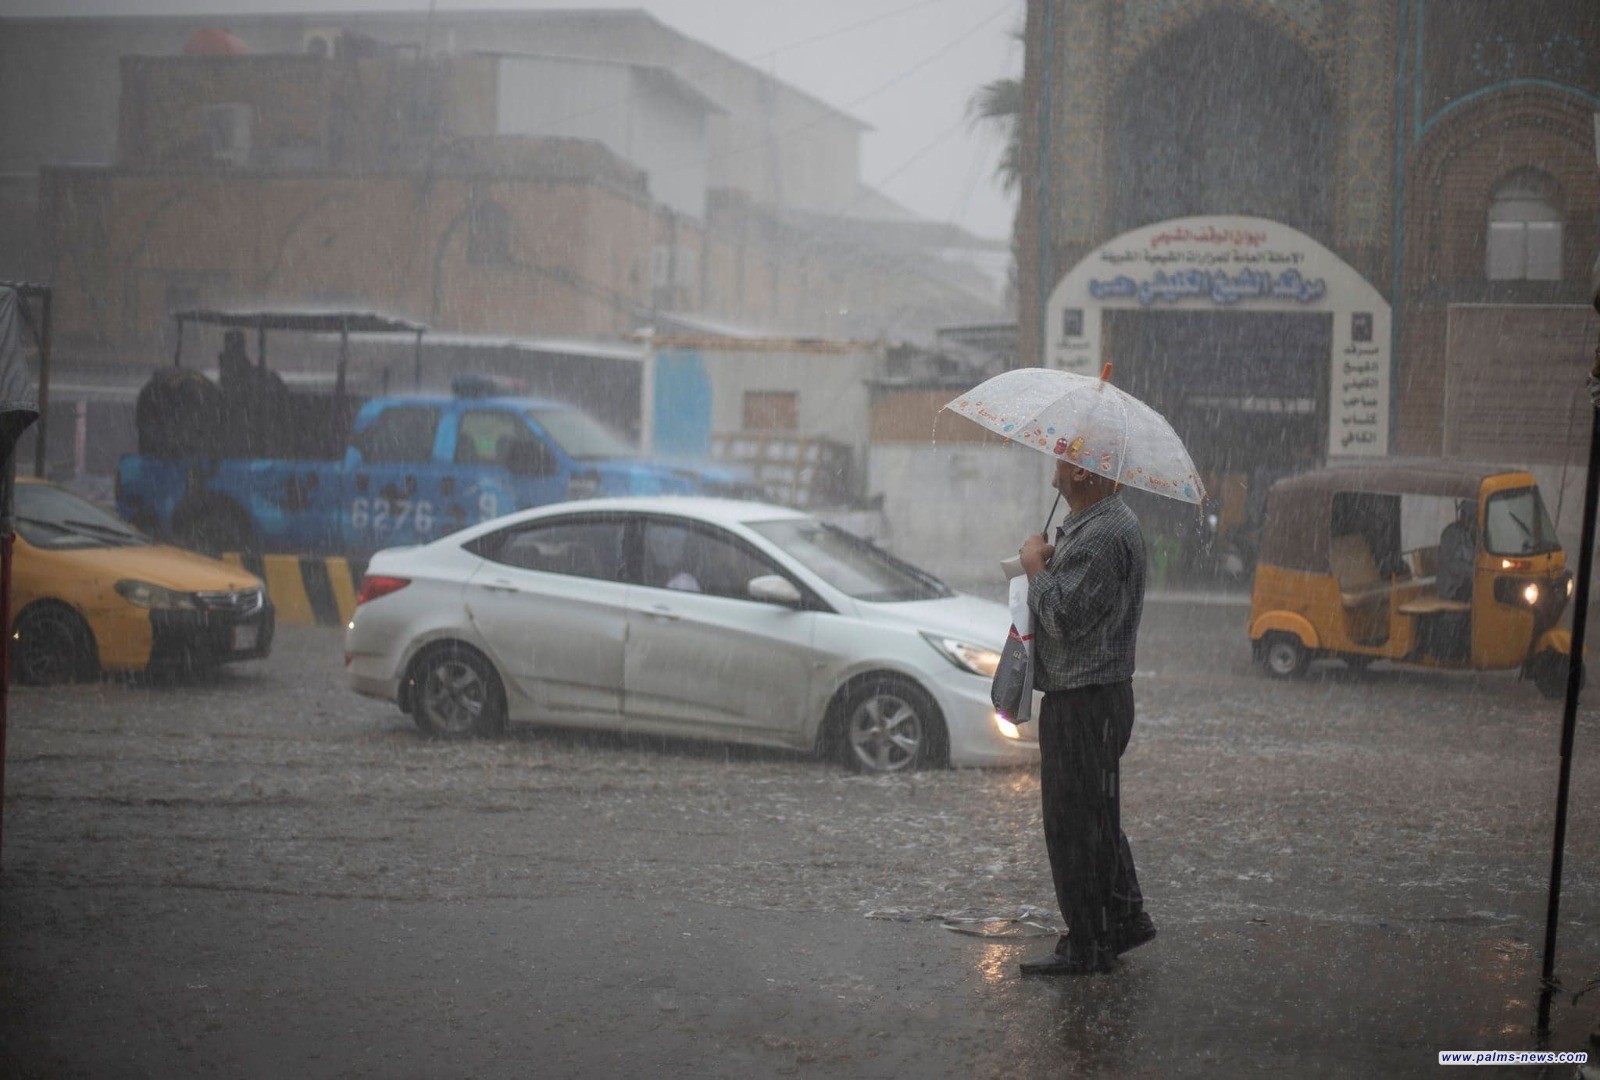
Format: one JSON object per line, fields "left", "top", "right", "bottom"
{"left": 220, "top": 554, "right": 364, "bottom": 627}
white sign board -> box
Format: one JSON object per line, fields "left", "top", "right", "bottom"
{"left": 1046, "top": 216, "right": 1392, "bottom": 458}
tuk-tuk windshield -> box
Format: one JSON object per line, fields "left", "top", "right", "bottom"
{"left": 1484, "top": 487, "right": 1559, "bottom": 557}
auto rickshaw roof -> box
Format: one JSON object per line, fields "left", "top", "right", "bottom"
{"left": 1259, "top": 459, "right": 1537, "bottom": 573}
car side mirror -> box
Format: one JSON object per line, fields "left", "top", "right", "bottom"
{"left": 748, "top": 574, "right": 802, "bottom": 606}
{"left": 505, "top": 439, "right": 558, "bottom": 477}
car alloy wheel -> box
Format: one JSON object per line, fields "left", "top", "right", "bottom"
{"left": 844, "top": 683, "right": 934, "bottom": 774}
{"left": 412, "top": 646, "right": 505, "bottom": 738}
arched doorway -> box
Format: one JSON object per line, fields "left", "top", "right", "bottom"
{"left": 1092, "top": 7, "right": 1341, "bottom": 525}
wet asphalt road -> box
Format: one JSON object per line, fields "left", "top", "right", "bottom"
{"left": 3, "top": 595, "right": 1600, "bottom": 1078}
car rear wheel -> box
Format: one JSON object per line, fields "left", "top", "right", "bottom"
{"left": 409, "top": 644, "right": 507, "bottom": 739}
{"left": 1262, "top": 633, "right": 1310, "bottom": 679}
{"left": 13, "top": 602, "right": 98, "bottom": 685}
{"left": 836, "top": 676, "right": 945, "bottom": 774}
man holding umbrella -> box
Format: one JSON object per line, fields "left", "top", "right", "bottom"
{"left": 945, "top": 364, "right": 1201, "bottom": 976}
{"left": 1015, "top": 456, "right": 1154, "bottom": 976}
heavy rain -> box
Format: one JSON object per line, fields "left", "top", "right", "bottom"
{"left": 1, "top": 1, "right": 1598, "bottom": 1077}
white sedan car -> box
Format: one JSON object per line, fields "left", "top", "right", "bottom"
{"left": 345, "top": 497, "right": 1039, "bottom": 773}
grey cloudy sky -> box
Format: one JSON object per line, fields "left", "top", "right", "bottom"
{"left": 0, "top": 0, "right": 1025, "bottom": 241}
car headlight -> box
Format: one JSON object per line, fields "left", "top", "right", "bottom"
{"left": 1523, "top": 582, "right": 1541, "bottom": 606}
{"left": 115, "top": 580, "right": 198, "bottom": 611}
{"left": 922, "top": 633, "right": 1002, "bottom": 678}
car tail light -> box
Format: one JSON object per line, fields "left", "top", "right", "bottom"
{"left": 355, "top": 575, "right": 411, "bottom": 606}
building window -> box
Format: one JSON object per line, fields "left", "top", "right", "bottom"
{"left": 1486, "top": 168, "right": 1562, "bottom": 282}
{"left": 468, "top": 201, "right": 513, "bottom": 266}
{"left": 743, "top": 391, "right": 798, "bottom": 432}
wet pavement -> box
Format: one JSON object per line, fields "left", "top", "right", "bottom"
{"left": 3, "top": 595, "right": 1599, "bottom": 1077}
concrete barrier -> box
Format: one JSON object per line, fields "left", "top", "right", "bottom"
{"left": 220, "top": 554, "right": 364, "bottom": 627}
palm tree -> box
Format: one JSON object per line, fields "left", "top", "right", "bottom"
{"left": 969, "top": 76, "right": 1022, "bottom": 195}
{"left": 969, "top": 74, "right": 1023, "bottom": 311}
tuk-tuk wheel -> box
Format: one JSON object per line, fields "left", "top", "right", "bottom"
{"left": 1262, "top": 633, "right": 1310, "bottom": 679}
{"left": 1530, "top": 650, "right": 1583, "bottom": 700}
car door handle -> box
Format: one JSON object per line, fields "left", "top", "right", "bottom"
{"left": 646, "top": 604, "right": 679, "bottom": 621}
{"left": 482, "top": 579, "right": 519, "bottom": 594}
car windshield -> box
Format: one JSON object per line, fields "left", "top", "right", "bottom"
{"left": 15, "top": 484, "right": 148, "bottom": 549}
{"left": 1484, "top": 487, "right": 1560, "bottom": 557}
{"left": 748, "top": 519, "right": 951, "bottom": 602}
{"left": 526, "top": 408, "right": 634, "bottom": 461}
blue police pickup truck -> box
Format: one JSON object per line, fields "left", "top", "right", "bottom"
{"left": 118, "top": 382, "right": 757, "bottom": 556}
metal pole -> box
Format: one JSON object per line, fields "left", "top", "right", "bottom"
{"left": 32, "top": 291, "right": 51, "bottom": 479}
{"left": 0, "top": 527, "right": 12, "bottom": 867}
{"left": 413, "top": 329, "right": 423, "bottom": 390}
{"left": 334, "top": 325, "right": 349, "bottom": 448}
{"left": 1536, "top": 403, "right": 1598, "bottom": 1036}
{"left": 257, "top": 324, "right": 267, "bottom": 370}
{"left": 1538, "top": 121, "right": 1600, "bottom": 1039}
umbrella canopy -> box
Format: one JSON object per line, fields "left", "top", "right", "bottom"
{"left": 945, "top": 366, "right": 1205, "bottom": 504}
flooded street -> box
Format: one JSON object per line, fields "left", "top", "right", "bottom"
{"left": 5, "top": 597, "right": 1599, "bottom": 1076}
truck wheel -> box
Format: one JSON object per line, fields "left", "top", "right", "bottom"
{"left": 409, "top": 644, "right": 507, "bottom": 739}
{"left": 1262, "top": 633, "right": 1310, "bottom": 679}
{"left": 174, "top": 502, "right": 255, "bottom": 557}
{"left": 13, "top": 602, "right": 98, "bottom": 685}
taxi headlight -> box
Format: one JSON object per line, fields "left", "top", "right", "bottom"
{"left": 1523, "top": 583, "right": 1541, "bottom": 606}
{"left": 922, "top": 633, "right": 1003, "bottom": 678}
{"left": 1568, "top": 577, "right": 1575, "bottom": 598}
{"left": 115, "top": 580, "right": 197, "bottom": 611}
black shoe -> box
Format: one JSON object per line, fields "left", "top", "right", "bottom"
{"left": 1019, "top": 948, "right": 1118, "bottom": 976}
{"left": 1112, "top": 912, "right": 1157, "bottom": 955}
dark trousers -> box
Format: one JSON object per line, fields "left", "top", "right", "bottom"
{"left": 1038, "top": 680, "right": 1144, "bottom": 956}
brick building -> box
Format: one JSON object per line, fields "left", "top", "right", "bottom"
{"left": 1016, "top": 0, "right": 1598, "bottom": 497}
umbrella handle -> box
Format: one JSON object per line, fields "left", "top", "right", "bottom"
{"left": 1042, "top": 492, "right": 1062, "bottom": 534}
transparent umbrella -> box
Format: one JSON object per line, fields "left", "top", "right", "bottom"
{"left": 945, "top": 364, "right": 1206, "bottom": 504}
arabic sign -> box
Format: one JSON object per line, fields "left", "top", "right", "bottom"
{"left": 1088, "top": 267, "right": 1327, "bottom": 306}
{"left": 1046, "top": 215, "right": 1392, "bottom": 459}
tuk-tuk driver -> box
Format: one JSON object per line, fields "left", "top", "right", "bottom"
{"left": 1438, "top": 501, "right": 1477, "bottom": 603}
{"left": 1014, "top": 458, "right": 1154, "bottom": 976}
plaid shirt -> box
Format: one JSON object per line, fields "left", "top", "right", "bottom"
{"left": 1027, "top": 494, "right": 1146, "bottom": 692}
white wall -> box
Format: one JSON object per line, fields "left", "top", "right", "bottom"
{"left": 868, "top": 442, "right": 1058, "bottom": 590}
{"left": 700, "top": 349, "right": 874, "bottom": 462}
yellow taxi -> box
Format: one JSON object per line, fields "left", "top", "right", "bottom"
{"left": 10, "top": 478, "right": 274, "bottom": 683}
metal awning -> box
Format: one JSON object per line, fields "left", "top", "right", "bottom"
{"left": 170, "top": 309, "right": 428, "bottom": 335}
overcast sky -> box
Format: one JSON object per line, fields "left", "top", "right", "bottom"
{"left": 0, "top": 0, "right": 1025, "bottom": 241}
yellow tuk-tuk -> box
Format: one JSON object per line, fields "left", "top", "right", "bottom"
{"left": 1249, "top": 461, "right": 1575, "bottom": 696}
